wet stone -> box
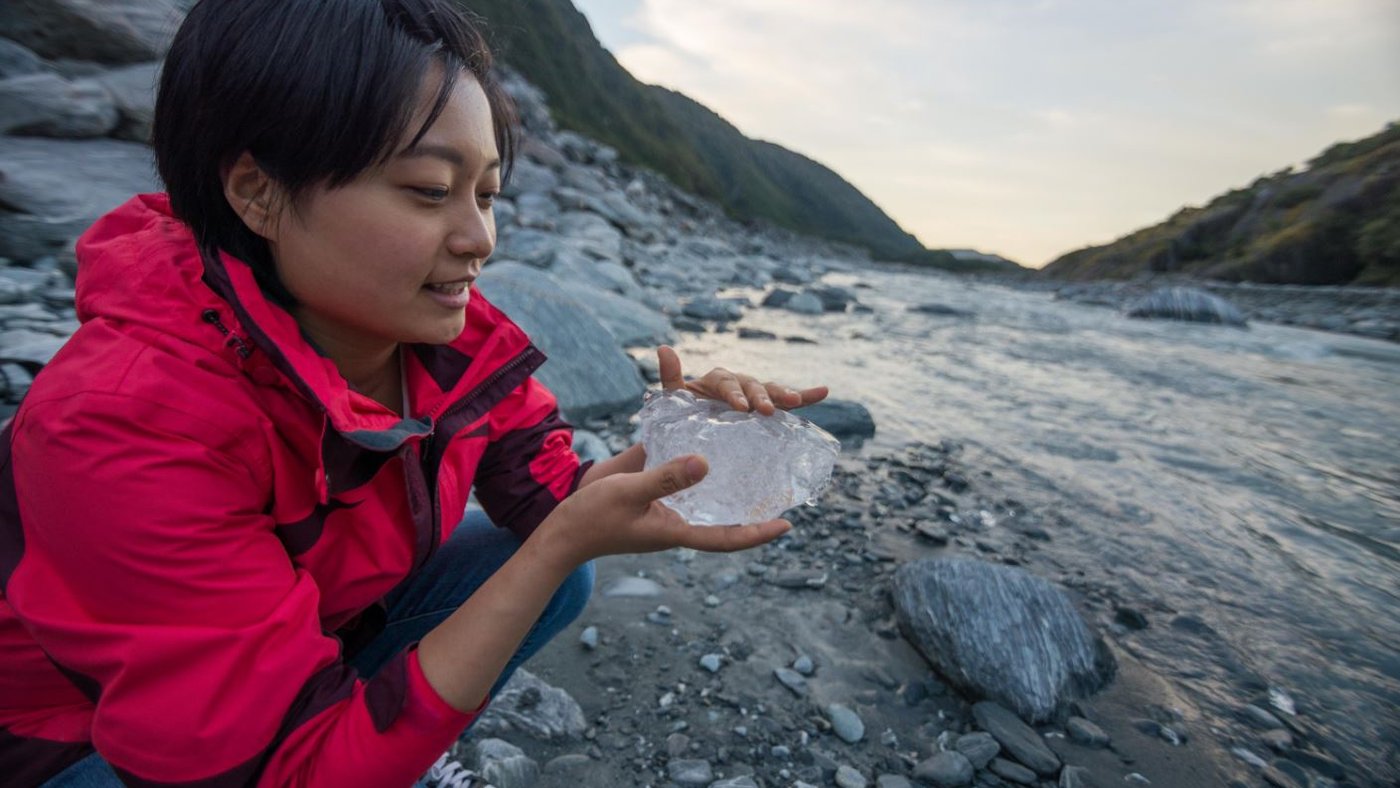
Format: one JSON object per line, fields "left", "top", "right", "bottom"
{"left": 700, "top": 654, "right": 723, "bottom": 673}
{"left": 601, "top": 576, "right": 663, "bottom": 597}
{"left": 835, "top": 764, "right": 868, "bottom": 788}
{"left": 988, "top": 758, "right": 1037, "bottom": 785}
{"left": 876, "top": 777, "right": 914, "bottom": 788}
{"left": 912, "top": 751, "right": 974, "bottom": 787}
{"left": 793, "top": 655, "right": 815, "bottom": 675}
{"left": 578, "top": 626, "right": 598, "bottom": 650}
{"left": 667, "top": 758, "right": 714, "bottom": 785}
{"left": 972, "top": 702, "right": 1061, "bottom": 777}
{"left": 825, "top": 703, "right": 865, "bottom": 743}
{"left": 955, "top": 731, "right": 1000, "bottom": 769}
{"left": 710, "top": 778, "right": 760, "bottom": 788}
{"left": 767, "top": 570, "right": 829, "bottom": 589}
{"left": 1261, "top": 729, "right": 1294, "bottom": 752}
{"left": 1243, "top": 704, "right": 1286, "bottom": 730}
{"left": 1058, "top": 765, "right": 1090, "bottom": 788}
{"left": 774, "top": 667, "right": 808, "bottom": 696}
{"left": 1066, "top": 716, "right": 1109, "bottom": 748}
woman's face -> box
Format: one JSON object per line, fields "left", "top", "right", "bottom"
{"left": 267, "top": 73, "right": 500, "bottom": 356}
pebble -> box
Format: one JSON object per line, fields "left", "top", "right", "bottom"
{"left": 1285, "top": 749, "right": 1345, "bottom": 780}
{"left": 1232, "top": 747, "right": 1269, "bottom": 768}
{"left": 771, "top": 745, "right": 791, "bottom": 759}
{"left": 542, "top": 754, "right": 591, "bottom": 774}
{"left": 988, "top": 757, "right": 1037, "bottom": 785}
{"left": 876, "top": 777, "right": 914, "bottom": 788}
{"left": 793, "top": 655, "right": 815, "bottom": 675}
{"left": 835, "top": 764, "right": 868, "bottom": 788}
{"left": 1243, "top": 704, "right": 1286, "bottom": 730}
{"left": 704, "top": 594, "right": 721, "bottom": 607}
{"left": 767, "top": 569, "right": 828, "bottom": 589}
{"left": 600, "top": 576, "right": 663, "bottom": 597}
{"left": 912, "top": 751, "right": 974, "bottom": 787}
{"left": 1066, "top": 716, "right": 1110, "bottom": 748}
{"left": 666, "top": 758, "right": 714, "bottom": 785}
{"left": 699, "top": 654, "right": 723, "bottom": 673}
{"left": 709, "top": 778, "right": 759, "bottom": 788}
{"left": 659, "top": 691, "right": 674, "bottom": 709}
{"left": 1261, "top": 729, "right": 1294, "bottom": 752}
{"left": 879, "top": 729, "right": 898, "bottom": 747}
{"left": 972, "top": 702, "right": 1061, "bottom": 777}
{"left": 1124, "top": 774, "right": 1151, "bottom": 785}
{"left": 666, "top": 733, "right": 690, "bottom": 757}
{"left": 953, "top": 731, "right": 999, "bottom": 769}
{"left": 825, "top": 703, "right": 865, "bottom": 743}
{"left": 773, "top": 667, "right": 808, "bottom": 696}
{"left": 1059, "top": 765, "right": 1091, "bottom": 788}
{"left": 646, "top": 605, "right": 672, "bottom": 624}
{"left": 578, "top": 626, "right": 598, "bottom": 650}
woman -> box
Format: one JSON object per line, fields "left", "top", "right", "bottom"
{"left": 0, "top": 1, "right": 825, "bottom": 785}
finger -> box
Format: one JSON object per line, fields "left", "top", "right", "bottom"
{"left": 700, "top": 368, "right": 748, "bottom": 410}
{"left": 675, "top": 519, "right": 792, "bottom": 553}
{"left": 794, "top": 386, "right": 829, "bottom": 407}
{"left": 740, "top": 377, "right": 775, "bottom": 415}
{"left": 764, "top": 382, "right": 804, "bottom": 410}
{"left": 657, "top": 346, "right": 685, "bottom": 391}
{"left": 618, "top": 454, "right": 708, "bottom": 503}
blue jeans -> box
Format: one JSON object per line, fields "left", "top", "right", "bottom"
{"left": 41, "top": 509, "right": 594, "bottom": 787}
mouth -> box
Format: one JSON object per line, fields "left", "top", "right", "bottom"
{"left": 424, "top": 279, "right": 473, "bottom": 295}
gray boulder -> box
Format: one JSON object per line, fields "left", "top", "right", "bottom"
{"left": 681, "top": 295, "right": 743, "bottom": 322}
{"left": 0, "top": 0, "right": 183, "bottom": 64}
{"left": 1124, "top": 286, "right": 1248, "bottom": 327}
{"left": 470, "top": 667, "right": 587, "bottom": 742}
{"left": 0, "top": 72, "right": 118, "bottom": 137}
{"left": 476, "top": 262, "right": 645, "bottom": 422}
{"left": 0, "top": 38, "right": 43, "bottom": 78}
{"left": 495, "top": 227, "right": 558, "bottom": 267}
{"left": 0, "top": 137, "right": 158, "bottom": 261}
{"left": 555, "top": 278, "right": 674, "bottom": 348}
{"left": 472, "top": 739, "right": 539, "bottom": 788}
{"left": 798, "top": 399, "right": 875, "bottom": 441}
{"left": 785, "top": 292, "right": 823, "bottom": 315}
{"left": 893, "top": 558, "right": 1115, "bottom": 723}
{"left": 91, "top": 61, "right": 159, "bottom": 142}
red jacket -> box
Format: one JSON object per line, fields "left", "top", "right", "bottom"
{"left": 0, "top": 194, "right": 586, "bottom": 786}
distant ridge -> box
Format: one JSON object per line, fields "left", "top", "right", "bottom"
{"left": 1042, "top": 122, "right": 1400, "bottom": 286}
{"left": 460, "top": 0, "right": 1022, "bottom": 272}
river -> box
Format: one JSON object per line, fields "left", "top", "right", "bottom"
{"left": 674, "top": 265, "right": 1400, "bottom": 785}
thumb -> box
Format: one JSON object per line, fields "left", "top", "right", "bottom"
{"left": 626, "top": 454, "right": 708, "bottom": 503}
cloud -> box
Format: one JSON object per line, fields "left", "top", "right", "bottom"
{"left": 578, "top": 0, "right": 1400, "bottom": 266}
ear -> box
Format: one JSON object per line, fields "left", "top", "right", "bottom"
{"left": 222, "top": 151, "right": 283, "bottom": 241}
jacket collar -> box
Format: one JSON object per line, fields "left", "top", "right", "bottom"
{"left": 76, "top": 194, "right": 544, "bottom": 444}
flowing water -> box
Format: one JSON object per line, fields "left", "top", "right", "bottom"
{"left": 675, "top": 266, "right": 1400, "bottom": 784}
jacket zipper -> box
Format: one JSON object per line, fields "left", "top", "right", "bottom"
{"left": 201, "top": 309, "right": 254, "bottom": 360}
{"left": 417, "top": 348, "right": 535, "bottom": 565}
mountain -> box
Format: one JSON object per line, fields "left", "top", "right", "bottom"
{"left": 459, "top": 0, "right": 1017, "bottom": 271}
{"left": 1042, "top": 122, "right": 1400, "bottom": 286}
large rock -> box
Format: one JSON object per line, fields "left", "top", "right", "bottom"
{"left": 893, "top": 558, "right": 1115, "bottom": 723}
{"left": 1124, "top": 286, "right": 1248, "bottom": 327}
{"left": 798, "top": 399, "right": 875, "bottom": 441}
{"left": 0, "top": 72, "right": 118, "bottom": 137}
{"left": 477, "top": 262, "right": 645, "bottom": 422}
{"left": 555, "top": 279, "right": 674, "bottom": 349}
{"left": 0, "top": 137, "right": 158, "bottom": 262}
{"left": 470, "top": 667, "right": 587, "bottom": 742}
{"left": 0, "top": 38, "right": 43, "bottom": 78}
{"left": 0, "top": 0, "right": 183, "bottom": 64}
{"left": 91, "top": 61, "right": 159, "bottom": 142}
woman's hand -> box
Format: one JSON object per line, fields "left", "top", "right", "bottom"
{"left": 538, "top": 455, "right": 790, "bottom": 567}
{"left": 657, "top": 346, "right": 828, "bottom": 416}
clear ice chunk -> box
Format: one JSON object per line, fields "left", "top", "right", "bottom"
{"left": 637, "top": 389, "right": 841, "bottom": 525}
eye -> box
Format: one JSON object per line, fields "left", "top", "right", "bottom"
{"left": 478, "top": 190, "right": 499, "bottom": 207}
{"left": 411, "top": 186, "right": 449, "bottom": 202}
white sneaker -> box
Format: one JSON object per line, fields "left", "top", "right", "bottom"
{"left": 423, "top": 752, "right": 482, "bottom": 788}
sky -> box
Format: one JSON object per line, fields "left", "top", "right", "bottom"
{"left": 569, "top": 0, "right": 1400, "bottom": 267}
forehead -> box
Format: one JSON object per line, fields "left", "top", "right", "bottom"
{"left": 399, "top": 71, "right": 496, "bottom": 162}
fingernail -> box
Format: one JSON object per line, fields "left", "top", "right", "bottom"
{"left": 685, "top": 457, "right": 705, "bottom": 480}
{"left": 735, "top": 395, "right": 748, "bottom": 407}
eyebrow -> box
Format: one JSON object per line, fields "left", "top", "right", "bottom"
{"left": 395, "top": 144, "right": 500, "bottom": 172}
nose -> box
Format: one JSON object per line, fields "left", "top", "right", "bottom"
{"left": 447, "top": 204, "right": 495, "bottom": 262}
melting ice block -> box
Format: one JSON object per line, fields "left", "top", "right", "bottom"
{"left": 637, "top": 389, "right": 841, "bottom": 525}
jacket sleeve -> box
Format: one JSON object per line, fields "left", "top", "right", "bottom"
{"left": 8, "top": 391, "right": 475, "bottom": 787}
{"left": 472, "top": 376, "right": 591, "bottom": 539}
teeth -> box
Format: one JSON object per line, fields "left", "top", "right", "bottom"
{"left": 427, "top": 282, "right": 468, "bottom": 295}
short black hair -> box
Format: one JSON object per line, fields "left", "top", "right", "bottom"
{"left": 153, "top": 0, "right": 517, "bottom": 307}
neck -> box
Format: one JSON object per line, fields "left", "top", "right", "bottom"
{"left": 296, "top": 313, "right": 403, "bottom": 414}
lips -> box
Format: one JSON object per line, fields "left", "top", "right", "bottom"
{"left": 424, "top": 280, "right": 472, "bottom": 295}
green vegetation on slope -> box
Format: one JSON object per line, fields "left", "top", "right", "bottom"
{"left": 460, "top": 0, "right": 988, "bottom": 268}
{"left": 1042, "top": 122, "right": 1400, "bottom": 286}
